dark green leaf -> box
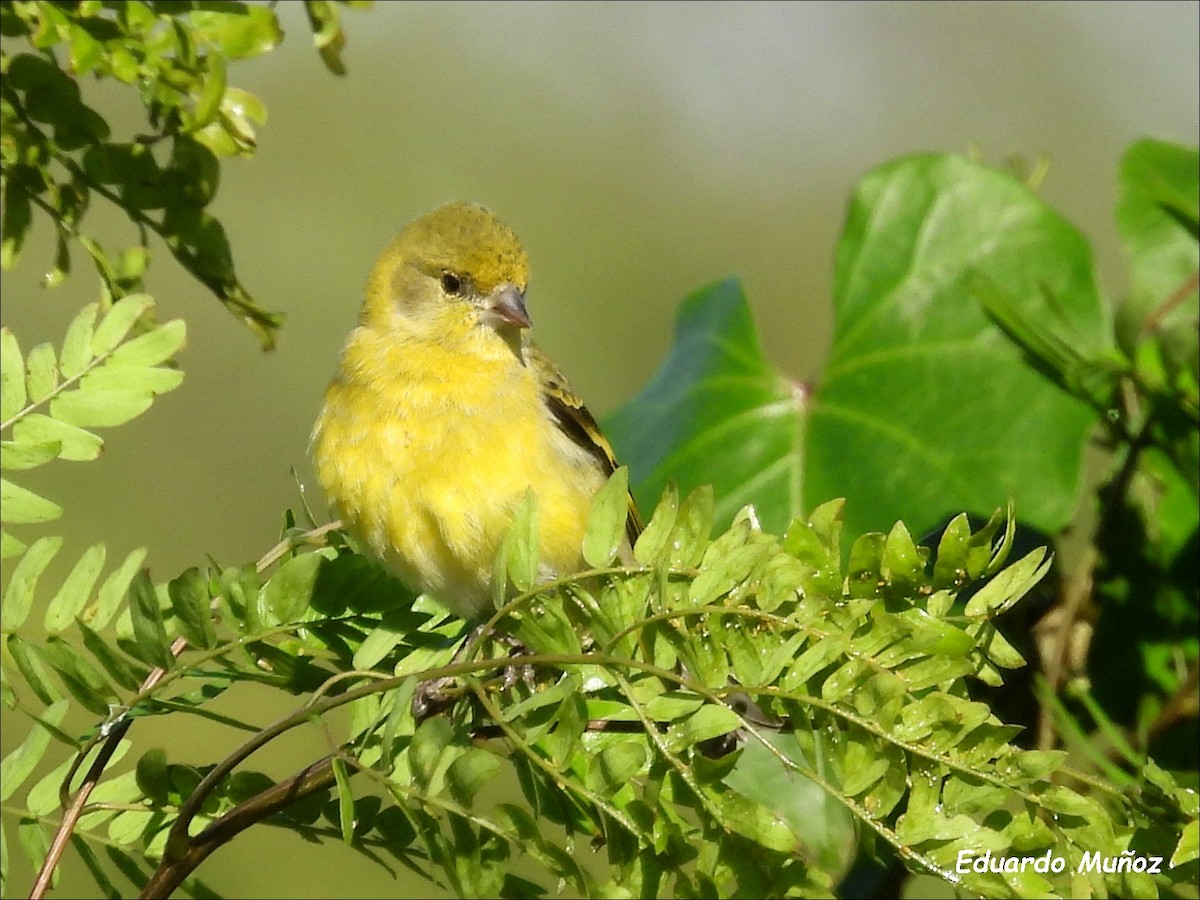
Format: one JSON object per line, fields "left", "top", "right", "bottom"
{"left": 129, "top": 570, "right": 173, "bottom": 669}
{"left": 135, "top": 748, "right": 170, "bottom": 807}
{"left": 5, "top": 634, "right": 64, "bottom": 706}
{"left": 168, "top": 568, "right": 216, "bottom": 649}
{"left": 35, "top": 637, "right": 117, "bottom": 714}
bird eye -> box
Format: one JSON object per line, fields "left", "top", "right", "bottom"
{"left": 440, "top": 272, "right": 463, "bottom": 295}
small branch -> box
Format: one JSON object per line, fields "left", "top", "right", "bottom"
{"left": 255, "top": 520, "right": 342, "bottom": 573}
{"left": 1036, "top": 547, "right": 1096, "bottom": 750}
{"left": 1145, "top": 662, "right": 1200, "bottom": 746}
{"left": 1140, "top": 270, "right": 1199, "bottom": 338}
{"left": 139, "top": 755, "right": 338, "bottom": 899}
{"left": 29, "top": 636, "right": 189, "bottom": 900}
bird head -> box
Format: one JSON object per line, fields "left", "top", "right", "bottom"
{"left": 362, "top": 202, "right": 533, "bottom": 342}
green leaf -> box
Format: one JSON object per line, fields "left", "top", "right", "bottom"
{"left": 931, "top": 512, "right": 972, "bottom": 587}
{"left": 447, "top": 749, "right": 502, "bottom": 805}
{"left": 726, "top": 733, "right": 858, "bottom": 881}
{"left": 84, "top": 547, "right": 148, "bottom": 630}
{"left": 191, "top": 53, "right": 227, "bottom": 130}
{"left": 187, "top": 6, "right": 282, "bottom": 58}
{"left": 1, "top": 535, "right": 62, "bottom": 630}
{"left": 80, "top": 365, "right": 184, "bottom": 395}
{"left": 1171, "top": 818, "right": 1199, "bottom": 868}
{"left": 410, "top": 717, "right": 453, "bottom": 791}
{"left": 168, "top": 568, "right": 215, "bottom": 649}
{"left": 0, "top": 329, "right": 26, "bottom": 422}
{"left": 44, "top": 543, "right": 106, "bottom": 634}
{"left": 107, "top": 320, "right": 186, "bottom": 367}
{"left": 607, "top": 279, "right": 802, "bottom": 535}
{"left": 78, "top": 621, "right": 147, "bottom": 692}
{"left": 91, "top": 294, "right": 154, "bottom": 355}
{"left": 11, "top": 413, "right": 103, "bottom": 461}
{"left": 633, "top": 482, "right": 678, "bottom": 564}
{"left": 353, "top": 622, "right": 405, "bottom": 671}
{"left": 964, "top": 546, "right": 1053, "bottom": 617}
{"left": 808, "top": 154, "right": 1109, "bottom": 540}
{"left": 669, "top": 484, "right": 714, "bottom": 568}
{"left": 24, "top": 343, "right": 59, "bottom": 403}
{"left": 49, "top": 389, "right": 154, "bottom": 428}
{"left": 666, "top": 704, "right": 742, "bottom": 751}
{"left": 0, "top": 439, "right": 62, "bottom": 470}
{"left": 583, "top": 466, "right": 631, "bottom": 567}
{"left": 882, "top": 520, "right": 924, "bottom": 585}
{"left": 16, "top": 819, "right": 50, "bottom": 887}
{"left": 0, "top": 532, "right": 26, "bottom": 561}
{"left": 1115, "top": 139, "right": 1200, "bottom": 352}
{"left": 0, "top": 700, "right": 68, "bottom": 801}
{"left": 501, "top": 489, "right": 539, "bottom": 594}
{"left": 5, "top": 634, "right": 64, "bottom": 706}
{"left": 331, "top": 756, "right": 355, "bottom": 845}
{"left": 135, "top": 748, "right": 170, "bottom": 807}
{"left": 1, "top": 181, "right": 32, "bottom": 270}
{"left": 258, "top": 551, "right": 325, "bottom": 626}
{"left": 708, "top": 784, "right": 801, "bottom": 853}
{"left": 0, "top": 478, "right": 62, "bottom": 524}
{"left": 35, "top": 638, "right": 117, "bottom": 715}
{"left": 129, "top": 570, "right": 173, "bottom": 669}
{"left": 588, "top": 742, "right": 646, "bottom": 796}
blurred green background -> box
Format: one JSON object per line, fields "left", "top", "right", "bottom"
{"left": 2, "top": 2, "right": 1198, "bottom": 896}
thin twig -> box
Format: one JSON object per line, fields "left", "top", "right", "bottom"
{"left": 139, "top": 755, "right": 339, "bottom": 899}
{"left": 1145, "top": 662, "right": 1200, "bottom": 746}
{"left": 29, "top": 635, "right": 188, "bottom": 900}
{"left": 1140, "top": 270, "right": 1199, "bottom": 338}
{"left": 29, "top": 523, "right": 341, "bottom": 899}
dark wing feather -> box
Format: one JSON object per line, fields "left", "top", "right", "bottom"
{"left": 530, "top": 345, "right": 643, "bottom": 546}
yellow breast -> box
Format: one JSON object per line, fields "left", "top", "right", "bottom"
{"left": 311, "top": 323, "right": 604, "bottom": 620}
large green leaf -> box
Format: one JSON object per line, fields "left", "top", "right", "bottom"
{"left": 606, "top": 278, "right": 802, "bottom": 534}
{"left": 610, "top": 154, "right": 1110, "bottom": 542}
{"left": 1114, "top": 139, "right": 1199, "bottom": 352}
{"left": 808, "top": 154, "right": 1108, "bottom": 539}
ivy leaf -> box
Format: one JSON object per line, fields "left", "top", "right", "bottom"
{"left": 1115, "top": 139, "right": 1199, "bottom": 352}
{"left": 606, "top": 279, "right": 803, "bottom": 536}
{"left": 806, "top": 154, "right": 1109, "bottom": 541}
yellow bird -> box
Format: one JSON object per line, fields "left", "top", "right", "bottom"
{"left": 311, "top": 202, "right": 640, "bottom": 621}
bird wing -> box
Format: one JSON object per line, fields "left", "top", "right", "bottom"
{"left": 529, "top": 344, "right": 643, "bottom": 546}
